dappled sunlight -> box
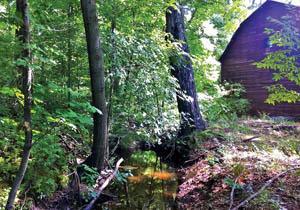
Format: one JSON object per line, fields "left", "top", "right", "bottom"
{"left": 1, "top": 0, "right": 300, "bottom": 209}
{"left": 223, "top": 147, "right": 300, "bottom": 170}
{"left": 221, "top": 118, "right": 300, "bottom": 170}
{"left": 177, "top": 117, "right": 300, "bottom": 209}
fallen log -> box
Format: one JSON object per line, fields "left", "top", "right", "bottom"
{"left": 84, "top": 158, "right": 124, "bottom": 210}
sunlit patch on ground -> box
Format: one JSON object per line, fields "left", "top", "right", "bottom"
{"left": 177, "top": 117, "right": 300, "bottom": 209}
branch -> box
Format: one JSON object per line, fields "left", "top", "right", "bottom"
{"left": 187, "top": 8, "right": 197, "bottom": 26}
{"left": 230, "top": 166, "right": 300, "bottom": 210}
{"left": 109, "top": 137, "right": 120, "bottom": 156}
{"left": 242, "top": 136, "right": 260, "bottom": 142}
{"left": 84, "top": 158, "right": 124, "bottom": 210}
{"left": 228, "top": 175, "right": 242, "bottom": 210}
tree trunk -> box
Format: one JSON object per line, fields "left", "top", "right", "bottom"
{"left": 6, "top": 0, "right": 32, "bottom": 209}
{"left": 107, "top": 17, "right": 117, "bottom": 130}
{"left": 67, "top": 4, "right": 73, "bottom": 103}
{"left": 166, "top": 5, "right": 206, "bottom": 136}
{"left": 80, "top": 0, "right": 108, "bottom": 170}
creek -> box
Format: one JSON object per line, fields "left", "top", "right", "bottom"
{"left": 101, "top": 151, "right": 178, "bottom": 210}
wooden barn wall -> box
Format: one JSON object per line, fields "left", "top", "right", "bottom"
{"left": 221, "top": 2, "right": 300, "bottom": 117}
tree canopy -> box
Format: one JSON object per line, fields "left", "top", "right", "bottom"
{"left": 1, "top": 0, "right": 299, "bottom": 209}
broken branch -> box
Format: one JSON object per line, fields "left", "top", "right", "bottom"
{"left": 84, "top": 158, "right": 124, "bottom": 210}
{"left": 230, "top": 166, "right": 300, "bottom": 210}
{"left": 228, "top": 175, "right": 242, "bottom": 210}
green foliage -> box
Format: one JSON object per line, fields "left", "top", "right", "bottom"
{"left": 104, "top": 33, "right": 178, "bottom": 143}
{"left": 224, "top": 177, "right": 243, "bottom": 190}
{"left": 0, "top": 117, "right": 23, "bottom": 182}
{"left": 115, "top": 170, "right": 132, "bottom": 183}
{"left": 0, "top": 183, "right": 10, "bottom": 209}
{"left": 265, "top": 84, "right": 300, "bottom": 104}
{"left": 232, "top": 163, "right": 246, "bottom": 177}
{"left": 81, "top": 190, "right": 98, "bottom": 203}
{"left": 250, "top": 190, "right": 280, "bottom": 210}
{"left": 202, "top": 83, "right": 250, "bottom": 122}
{"left": 206, "top": 153, "right": 220, "bottom": 166}
{"left": 80, "top": 164, "right": 99, "bottom": 187}
{"left": 255, "top": 12, "right": 300, "bottom": 104}
{"left": 130, "top": 151, "right": 158, "bottom": 166}
{"left": 0, "top": 0, "right": 251, "bottom": 207}
{"left": 186, "top": 0, "right": 248, "bottom": 95}
{"left": 26, "top": 135, "right": 69, "bottom": 198}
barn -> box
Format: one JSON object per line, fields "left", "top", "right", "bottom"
{"left": 219, "top": 0, "right": 300, "bottom": 117}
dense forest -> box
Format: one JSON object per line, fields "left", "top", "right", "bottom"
{"left": 0, "top": 0, "right": 300, "bottom": 209}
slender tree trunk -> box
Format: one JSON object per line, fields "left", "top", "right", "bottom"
{"left": 6, "top": 0, "right": 32, "bottom": 209}
{"left": 67, "top": 4, "right": 73, "bottom": 103}
{"left": 80, "top": 0, "right": 108, "bottom": 170}
{"left": 107, "top": 17, "right": 116, "bottom": 130}
{"left": 166, "top": 5, "right": 206, "bottom": 136}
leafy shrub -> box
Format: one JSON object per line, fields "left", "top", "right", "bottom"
{"left": 202, "top": 83, "right": 249, "bottom": 122}
{"left": 0, "top": 117, "right": 23, "bottom": 182}
{"left": 80, "top": 164, "right": 99, "bottom": 187}
{"left": 25, "top": 135, "right": 69, "bottom": 198}
{"left": 0, "top": 182, "right": 10, "bottom": 209}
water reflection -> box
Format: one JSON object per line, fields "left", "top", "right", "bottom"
{"left": 102, "top": 151, "right": 178, "bottom": 210}
{"left": 151, "top": 171, "right": 176, "bottom": 181}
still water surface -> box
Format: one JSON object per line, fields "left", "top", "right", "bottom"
{"left": 102, "top": 151, "right": 178, "bottom": 210}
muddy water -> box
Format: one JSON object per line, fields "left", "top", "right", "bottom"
{"left": 102, "top": 151, "right": 178, "bottom": 210}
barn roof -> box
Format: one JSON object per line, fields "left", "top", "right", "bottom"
{"left": 219, "top": 0, "right": 300, "bottom": 62}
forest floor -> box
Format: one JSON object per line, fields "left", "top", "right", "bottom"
{"left": 177, "top": 117, "right": 300, "bottom": 210}
{"left": 20, "top": 117, "right": 300, "bottom": 210}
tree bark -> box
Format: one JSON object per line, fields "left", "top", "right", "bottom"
{"left": 80, "top": 0, "right": 108, "bottom": 170}
{"left": 166, "top": 5, "right": 206, "bottom": 136}
{"left": 67, "top": 4, "right": 73, "bottom": 103}
{"left": 6, "top": 0, "right": 32, "bottom": 209}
